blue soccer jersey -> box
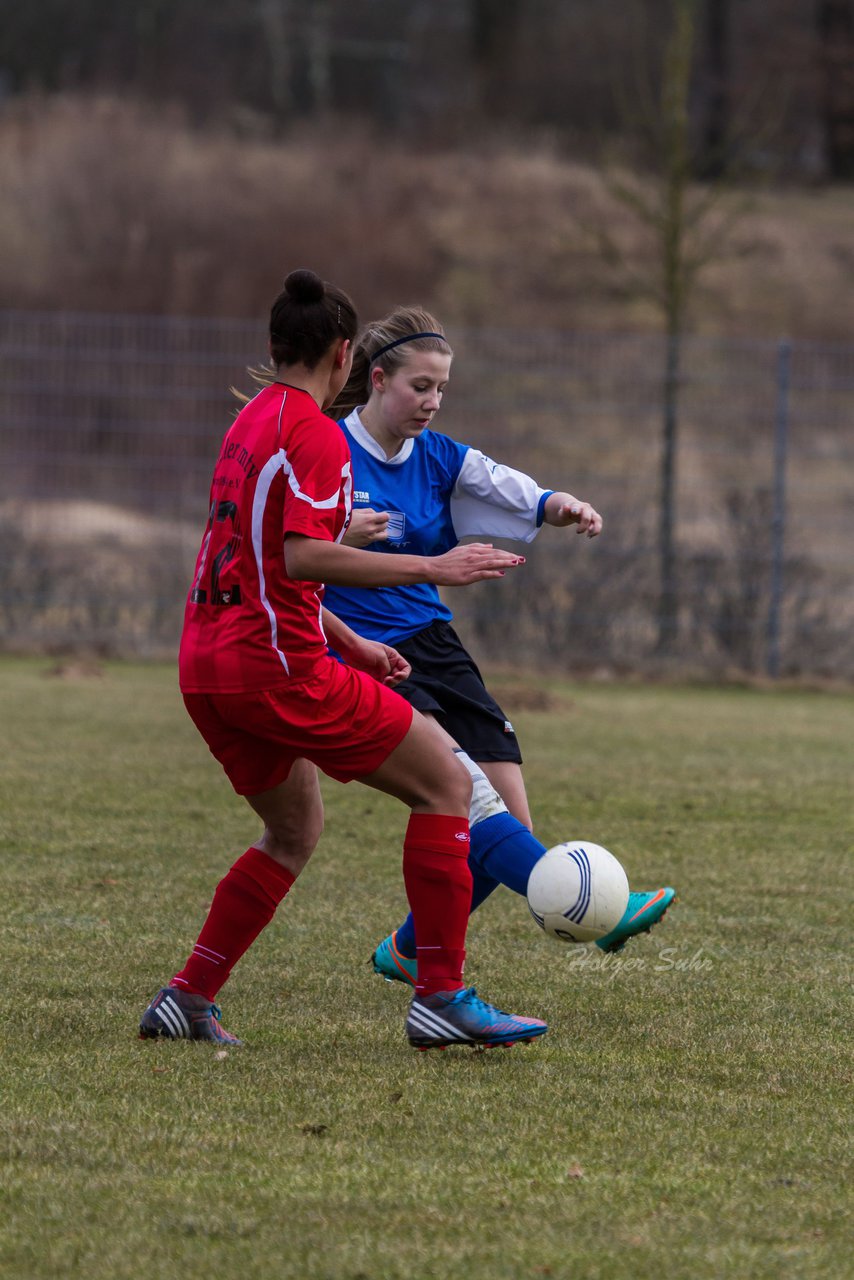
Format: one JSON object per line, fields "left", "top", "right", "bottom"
{"left": 323, "top": 410, "right": 553, "bottom": 645}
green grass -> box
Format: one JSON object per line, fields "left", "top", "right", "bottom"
{"left": 1, "top": 658, "right": 852, "bottom": 1280}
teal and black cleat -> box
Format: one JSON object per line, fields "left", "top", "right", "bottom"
{"left": 139, "top": 987, "right": 243, "bottom": 1045}
{"left": 595, "top": 887, "right": 676, "bottom": 953}
{"left": 406, "top": 986, "right": 548, "bottom": 1051}
{"left": 371, "top": 931, "right": 417, "bottom": 987}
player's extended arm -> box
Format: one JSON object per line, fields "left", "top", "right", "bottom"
{"left": 285, "top": 534, "right": 524, "bottom": 587}
{"left": 543, "top": 492, "right": 603, "bottom": 538}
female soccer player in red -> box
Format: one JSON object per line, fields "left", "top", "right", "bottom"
{"left": 138, "top": 270, "right": 548, "bottom": 1051}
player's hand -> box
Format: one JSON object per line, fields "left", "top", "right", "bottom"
{"left": 343, "top": 508, "right": 390, "bottom": 547}
{"left": 346, "top": 636, "right": 412, "bottom": 686}
{"left": 379, "top": 645, "right": 411, "bottom": 686}
{"left": 556, "top": 500, "right": 603, "bottom": 537}
{"left": 428, "top": 543, "right": 525, "bottom": 586}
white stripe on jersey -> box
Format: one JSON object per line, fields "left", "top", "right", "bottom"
{"left": 287, "top": 464, "right": 349, "bottom": 509}
{"left": 252, "top": 452, "right": 291, "bottom": 674}
{"left": 251, "top": 440, "right": 353, "bottom": 675}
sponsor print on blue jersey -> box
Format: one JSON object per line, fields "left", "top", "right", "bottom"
{"left": 384, "top": 511, "right": 406, "bottom": 542}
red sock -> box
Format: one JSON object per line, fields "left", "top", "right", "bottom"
{"left": 171, "top": 847, "right": 295, "bottom": 1000}
{"left": 402, "top": 813, "right": 472, "bottom": 996}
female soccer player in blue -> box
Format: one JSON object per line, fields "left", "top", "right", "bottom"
{"left": 322, "top": 307, "right": 676, "bottom": 985}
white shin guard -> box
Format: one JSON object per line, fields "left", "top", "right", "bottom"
{"left": 453, "top": 749, "right": 509, "bottom": 825}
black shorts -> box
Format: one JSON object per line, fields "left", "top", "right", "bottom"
{"left": 391, "top": 620, "right": 522, "bottom": 764}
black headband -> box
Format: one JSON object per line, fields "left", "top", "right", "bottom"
{"left": 369, "top": 331, "right": 448, "bottom": 364}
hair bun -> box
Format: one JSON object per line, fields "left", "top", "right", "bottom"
{"left": 284, "top": 269, "right": 325, "bottom": 304}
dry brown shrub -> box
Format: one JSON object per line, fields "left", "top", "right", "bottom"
{"left": 2, "top": 94, "right": 854, "bottom": 338}
{"left": 0, "top": 500, "right": 194, "bottom": 658}
{"left": 1, "top": 97, "right": 852, "bottom": 678}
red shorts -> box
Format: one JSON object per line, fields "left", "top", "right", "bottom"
{"left": 183, "top": 659, "right": 414, "bottom": 796}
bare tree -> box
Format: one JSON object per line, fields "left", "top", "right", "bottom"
{"left": 696, "top": 0, "right": 731, "bottom": 179}
{"left": 816, "top": 0, "right": 854, "bottom": 179}
{"left": 256, "top": 0, "right": 294, "bottom": 122}
{"left": 470, "top": 0, "right": 524, "bottom": 118}
{"left": 304, "top": 0, "right": 332, "bottom": 116}
{"left": 594, "top": 0, "right": 747, "bottom": 652}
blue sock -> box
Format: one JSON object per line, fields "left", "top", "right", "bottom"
{"left": 469, "top": 867, "right": 501, "bottom": 912}
{"left": 394, "top": 912, "right": 417, "bottom": 958}
{"left": 393, "top": 867, "right": 500, "bottom": 960}
{"left": 470, "top": 810, "right": 546, "bottom": 895}
{"left": 392, "top": 814, "right": 545, "bottom": 958}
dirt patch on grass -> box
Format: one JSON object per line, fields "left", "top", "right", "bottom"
{"left": 42, "top": 659, "right": 106, "bottom": 679}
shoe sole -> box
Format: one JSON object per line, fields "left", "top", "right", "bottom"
{"left": 409, "top": 1028, "right": 548, "bottom": 1051}
{"left": 138, "top": 1018, "right": 242, "bottom": 1046}
{"left": 138, "top": 1027, "right": 242, "bottom": 1045}
{"left": 597, "top": 892, "right": 677, "bottom": 954}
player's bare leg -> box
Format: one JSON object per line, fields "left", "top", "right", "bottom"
{"left": 480, "top": 760, "right": 532, "bottom": 830}
{"left": 245, "top": 757, "right": 324, "bottom": 878}
{"left": 358, "top": 709, "right": 471, "bottom": 815}
{"left": 140, "top": 761, "right": 323, "bottom": 1045}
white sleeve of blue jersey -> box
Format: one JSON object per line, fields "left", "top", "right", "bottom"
{"left": 449, "top": 448, "right": 553, "bottom": 544}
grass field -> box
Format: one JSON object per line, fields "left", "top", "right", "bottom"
{"left": 1, "top": 658, "right": 851, "bottom": 1280}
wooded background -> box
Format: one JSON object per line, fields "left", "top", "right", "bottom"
{"left": 2, "top": 1, "right": 853, "bottom": 180}
{"left": 2, "top": 0, "right": 854, "bottom": 333}
{"left": 1, "top": 1, "right": 852, "bottom": 677}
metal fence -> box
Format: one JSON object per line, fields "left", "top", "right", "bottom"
{"left": 1, "top": 309, "right": 852, "bottom": 679}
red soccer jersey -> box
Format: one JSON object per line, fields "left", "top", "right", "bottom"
{"left": 179, "top": 383, "right": 352, "bottom": 693}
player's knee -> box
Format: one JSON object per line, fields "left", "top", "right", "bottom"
{"left": 263, "top": 811, "right": 323, "bottom": 868}
{"left": 453, "top": 759, "right": 473, "bottom": 812}
{"left": 431, "top": 752, "right": 472, "bottom": 814}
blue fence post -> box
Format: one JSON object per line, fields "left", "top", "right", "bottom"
{"left": 766, "top": 339, "right": 791, "bottom": 679}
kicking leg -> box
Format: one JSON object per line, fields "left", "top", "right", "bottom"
{"left": 358, "top": 712, "right": 474, "bottom": 996}
{"left": 373, "top": 726, "right": 547, "bottom": 984}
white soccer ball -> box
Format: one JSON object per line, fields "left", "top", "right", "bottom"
{"left": 526, "top": 841, "right": 630, "bottom": 943}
